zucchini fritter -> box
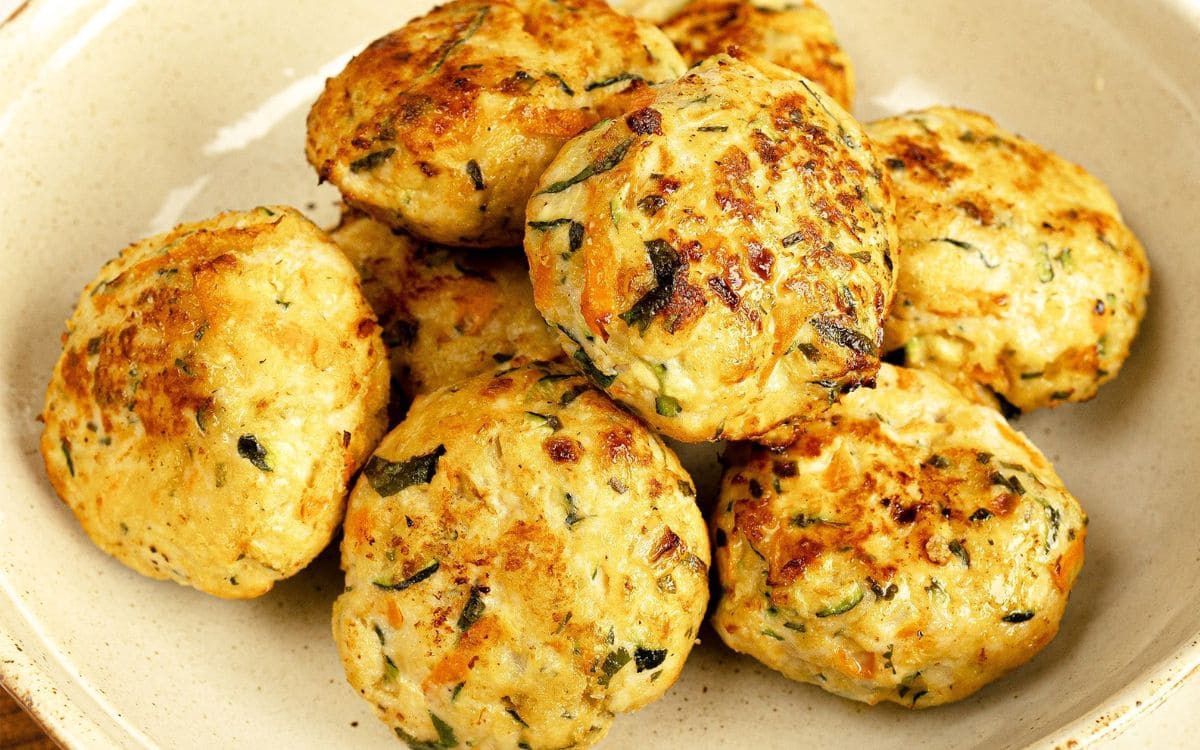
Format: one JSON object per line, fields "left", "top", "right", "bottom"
{"left": 525, "top": 52, "right": 897, "bottom": 443}
{"left": 335, "top": 363, "right": 709, "bottom": 748}
{"left": 712, "top": 364, "right": 1087, "bottom": 707}
{"left": 40, "top": 207, "right": 390, "bottom": 598}
{"left": 871, "top": 107, "right": 1150, "bottom": 412}
{"left": 307, "top": 0, "right": 686, "bottom": 247}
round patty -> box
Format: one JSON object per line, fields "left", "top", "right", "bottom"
{"left": 329, "top": 210, "right": 561, "bottom": 402}
{"left": 306, "top": 0, "right": 686, "bottom": 248}
{"left": 869, "top": 107, "right": 1150, "bottom": 412}
{"left": 711, "top": 363, "right": 1087, "bottom": 707}
{"left": 40, "top": 206, "right": 390, "bottom": 598}
{"left": 661, "top": 0, "right": 855, "bottom": 110}
{"left": 525, "top": 51, "right": 897, "bottom": 443}
{"left": 334, "top": 362, "right": 709, "bottom": 748}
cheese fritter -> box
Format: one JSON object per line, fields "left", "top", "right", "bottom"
{"left": 40, "top": 207, "right": 390, "bottom": 598}
{"left": 329, "top": 210, "right": 561, "bottom": 402}
{"left": 334, "top": 362, "right": 709, "bottom": 748}
{"left": 712, "top": 364, "right": 1087, "bottom": 707}
{"left": 306, "top": 0, "right": 686, "bottom": 248}
{"left": 870, "top": 107, "right": 1150, "bottom": 412}
{"left": 661, "top": 0, "right": 855, "bottom": 110}
{"left": 525, "top": 52, "right": 897, "bottom": 443}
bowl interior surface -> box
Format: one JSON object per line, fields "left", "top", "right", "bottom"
{"left": 1, "top": 1, "right": 1198, "bottom": 748}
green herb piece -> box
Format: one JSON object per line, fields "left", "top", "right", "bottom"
{"left": 425, "top": 5, "right": 489, "bottom": 80}
{"left": 374, "top": 560, "right": 440, "bottom": 591}
{"left": 815, "top": 587, "right": 864, "bottom": 617}
{"left": 783, "top": 621, "right": 806, "bottom": 633}
{"left": 655, "top": 395, "right": 681, "bottom": 417}
{"left": 780, "top": 230, "right": 805, "bottom": 247}
{"left": 465, "top": 160, "right": 485, "bottom": 191}
{"left": 810, "top": 316, "right": 876, "bottom": 356}
{"left": 948, "top": 539, "right": 971, "bottom": 568}
{"left": 697, "top": 125, "right": 728, "bottom": 132}
{"left": 384, "top": 654, "right": 399, "bottom": 680}
{"left": 634, "top": 647, "right": 667, "bottom": 672}
{"left": 969, "top": 508, "right": 993, "bottom": 522}
{"left": 493, "top": 353, "right": 513, "bottom": 363}
{"left": 525, "top": 411, "right": 563, "bottom": 431}
{"left": 619, "top": 239, "right": 682, "bottom": 332}
{"left": 791, "top": 514, "right": 845, "bottom": 528}
{"left": 451, "top": 682, "right": 465, "bottom": 701}
{"left": 850, "top": 251, "right": 873, "bottom": 263}
{"left": 546, "top": 71, "right": 575, "bottom": 96}
{"left": 527, "top": 218, "right": 572, "bottom": 230}
{"left": 883, "top": 644, "right": 896, "bottom": 674}
{"left": 60, "top": 437, "right": 74, "bottom": 477}
{"left": 989, "top": 472, "right": 1026, "bottom": 495}
{"left": 1034, "top": 496, "right": 1061, "bottom": 551}
{"left": 174, "top": 358, "right": 193, "bottom": 377}
{"left": 86, "top": 336, "right": 101, "bottom": 355}
{"left": 560, "top": 383, "right": 589, "bottom": 405}
{"left": 598, "top": 647, "right": 631, "bottom": 686}
{"left": 568, "top": 221, "right": 585, "bottom": 253}
{"left": 538, "top": 137, "right": 635, "bottom": 194}
{"left": 866, "top": 577, "right": 898, "bottom": 600}
{"left": 573, "top": 347, "right": 615, "bottom": 388}
{"left": 1038, "top": 245, "right": 1055, "bottom": 282}
{"left": 564, "top": 493, "right": 584, "bottom": 527}
{"left": 349, "top": 148, "right": 395, "bottom": 173}
{"left": 364, "top": 445, "right": 447, "bottom": 497}
{"left": 761, "top": 629, "right": 784, "bottom": 641}
{"left": 237, "top": 434, "right": 271, "bottom": 472}
{"left": 431, "top": 713, "right": 457, "bottom": 748}
{"left": 1002, "top": 610, "right": 1035, "bottom": 623}
{"left": 795, "top": 342, "right": 820, "bottom": 362}
{"left": 584, "top": 72, "right": 644, "bottom": 91}
{"left": 457, "top": 587, "right": 486, "bottom": 631}
{"left": 933, "top": 237, "right": 1000, "bottom": 268}
{"left": 927, "top": 454, "right": 949, "bottom": 469}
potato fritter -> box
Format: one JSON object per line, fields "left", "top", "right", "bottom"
{"left": 712, "top": 364, "right": 1087, "bottom": 707}
{"left": 40, "top": 207, "right": 390, "bottom": 598}
{"left": 335, "top": 362, "right": 709, "bottom": 748}
{"left": 525, "top": 52, "right": 897, "bottom": 443}
{"left": 306, "top": 0, "right": 686, "bottom": 247}
{"left": 870, "top": 107, "right": 1150, "bottom": 412}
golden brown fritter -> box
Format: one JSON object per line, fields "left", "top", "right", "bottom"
{"left": 334, "top": 362, "right": 709, "bottom": 748}
{"left": 40, "top": 207, "right": 390, "bottom": 598}
{"left": 661, "top": 0, "right": 855, "bottom": 110}
{"left": 329, "top": 210, "right": 561, "bottom": 402}
{"left": 306, "top": 0, "right": 686, "bottom": 248}
{"left": 525, "top": 52, "right": 897, "bottom": 443}
{"left": 712, "top": 364, "right": 1087, "bottom": 707}
{"left": 870, "top": 107, "right": 1150, "bottom": 412}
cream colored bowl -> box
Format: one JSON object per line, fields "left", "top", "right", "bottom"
{"left": 1, "top": 1, "right": 1198, "bottom": 748}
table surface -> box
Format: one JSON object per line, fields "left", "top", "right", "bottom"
{"left": 0, "top": 689, "right": 55, "bottom": 750}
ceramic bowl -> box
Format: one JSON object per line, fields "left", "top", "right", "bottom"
{"left": 1, "top": 1, "right": 1198, "bottom": 748}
